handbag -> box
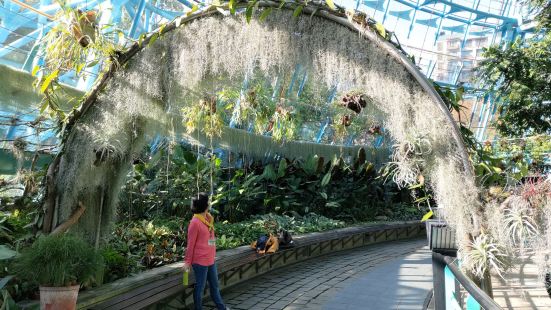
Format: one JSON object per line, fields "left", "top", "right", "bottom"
{"left": 278, "top": 229, "right": 295, "bottom": 249}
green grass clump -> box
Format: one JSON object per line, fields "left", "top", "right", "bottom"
{"left": 15, "top": 235, "right": 103, "bottom": 287}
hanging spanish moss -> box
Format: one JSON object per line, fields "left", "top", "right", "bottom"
{"left": 44, "top": 6, "right": 477, "bottom": 255}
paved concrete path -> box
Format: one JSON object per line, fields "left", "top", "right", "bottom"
{"left": 203, "top": 238, "right": 432, "bottom": 310}
{"left": 492, "top": 254, "right": 551, "bottom": 309}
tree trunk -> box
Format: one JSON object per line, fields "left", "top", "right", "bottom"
{"left": 42, "top": 113, "right": 148, "bottom": 243}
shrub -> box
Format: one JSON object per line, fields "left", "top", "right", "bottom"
{"left": 100, "top": 247, "right": 132, "bottom": 283}
{"left": 15, "top": 235, "right": 103, "bottom": 287}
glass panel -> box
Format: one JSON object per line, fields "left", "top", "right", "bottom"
{"left": 445, "top": 265, "right": 462, "bottom": 310}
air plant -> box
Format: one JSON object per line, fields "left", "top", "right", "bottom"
{"left": 502, "top": 197, "right": 539, "bottom": 246}
{"left": 463, "top": 232, "right": 511, "bottom": 280}
{"left": 182, "top": 96, "right": 224, "bottom": 138}
{"left": 270, "top": 104, "right": 296, "bottom": 143}
{"left": 10, "top": 137, "right": 28, "bottom": 163}
{"left": 389, "top": 134, "right": 432, "bottom": 188}
{"left": 34, "top": 1, "right": 121, "bottom": 121}
{"left": 340, "top": 93, "right": 368, "bottom": 114}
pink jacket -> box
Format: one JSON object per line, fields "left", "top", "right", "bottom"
{"left": 184, "top": 217, "right": 216, "bottom": 266}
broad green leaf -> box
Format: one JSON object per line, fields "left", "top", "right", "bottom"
{"left": 0, "top": 275, "right": 13, "bottom": 289}
{"left": 277, "top": 159, "right": 287, "bottom": 177}
{"left": 86, "top": 59, "right": 99, "bottom": 68}
{"left": 259, "top": 7, "right": 272, "bottom": 21}
{"left": 31, "top": 65, "right": 40, "bottom": 77}
{"left": 138, "top": 33, "right": 147, "bottom": 47}
{"left": 0, "top": 245, "right": 17, "bottom": 260}
{"left": 325, "top": 0, "right": 336, "bottom": 10}
{"left": 40, "top": 69, "right": 59, "bottom": 93}
{"left": 321, "top": 171, "right": 331, "bottom": 187}
{"left": 186, "top": 4, "right": 199, "bottom": 16}
{"left": 183, "top": 151, "right": 197, "bottom": 164}
{"left": 261, "top": 164, "right": 277, "bottom": 181}
{"left": 293, "top": 5, "right": 303, "bottom": 18}
{"left": 172, "top": 144, "right": 184, "bottom": 159}
{"left": 302, "top": 155, "right": 317, "bottom": 175}
{"left": 320, "top": 192, "right": 328, "bottom": 199}
{"left": 149, "top": 150, "right": 162, "bottom": 166}
{"left": 421, "top": 210, "right": 433, "bottom": 222}
{"left": 374, "top": 22, "right": 386, "bottom": 38}
{"left": 148, "top": 33, "right": 159, "bottom": 47}
{"left": 229, "top": 0, "right": 236, "bottom": 14}
{"left": 246, "top": 5, "right": 254, "bottom": 23}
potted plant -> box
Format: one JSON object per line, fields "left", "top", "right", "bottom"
{"left": 15, "top": 234, "right": 103, "bottom": 310}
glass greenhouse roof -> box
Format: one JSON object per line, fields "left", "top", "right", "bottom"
{"left": 0, "top": 0, "right": 530, "bottom": 88}
{"left": 0, "top": 0, "right": 539, "bottom": 160}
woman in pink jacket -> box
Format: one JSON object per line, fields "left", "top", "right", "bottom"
{"left": 183, "top": 193, "right": 228, "bottom": 310}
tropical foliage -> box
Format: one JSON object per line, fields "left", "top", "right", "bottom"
{"left": 475, "top": 0, "right": 551, "bottom": 137}
{"left": 100, "top": 213, "right": 345, "bottom": 281}
{"left": 179, "top": 72, "right": 387, "bottom": 145}
{"left": 118, "top": 143, "right": 216, "bottom": 220}
{"left": 15, "top": 235, "right": 103, "bottom": 287}
{"left": 435, "top": 83, "right": 536, "bottom": 187}
{"left": 118, "top": 143, "right": 425, "bottom": 224}
{"left": 9, "top": 0, "right": 549, "bottom": 304}
{"left": 34, "top": 1, "right": 121, "bottom": 121}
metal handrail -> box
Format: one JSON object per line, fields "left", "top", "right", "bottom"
{"left": 434, "top": 252, "right": 502, "bottom": 310}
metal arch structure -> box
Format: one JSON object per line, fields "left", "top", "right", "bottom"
{"left": 40, "top": 2, "right": 475, "bottom": 240}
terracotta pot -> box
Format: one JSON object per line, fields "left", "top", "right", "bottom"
{"left": 39, "top": 285, "right": 80, "bottom": 310}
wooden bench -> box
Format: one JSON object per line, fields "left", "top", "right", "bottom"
{"left": 74, "top": 221, "right": 425, "bottom": 309}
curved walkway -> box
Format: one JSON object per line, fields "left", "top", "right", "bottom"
{"left": 204, "top": 238, "right": 432, "bottom": 310}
